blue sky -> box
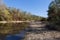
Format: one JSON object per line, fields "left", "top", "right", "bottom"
{"left": 3, "top": 0, "right": 52, "bottom": 17}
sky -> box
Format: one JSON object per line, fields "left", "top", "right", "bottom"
{"left": 3, "top": 0, "right": 52, "bottom": 17}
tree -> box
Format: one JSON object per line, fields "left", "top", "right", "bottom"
{"left": 48, "top": 0, "right": 60, "bottom": 30}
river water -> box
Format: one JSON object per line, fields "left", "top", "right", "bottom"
{"left": 0, "top": 22, "right": 60, "bottom": 40}
{"left": 0, "top": 23, "right": 29, "bottom": 40}
{"left": 5, "top": 30, "right": 27, "bottom": 40}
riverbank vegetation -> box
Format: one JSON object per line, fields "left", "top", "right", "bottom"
{"left": 47, "top": 0, "right": 60, "bottom": 30}
{"left": 0, "top": 5, "right": 44, "bottom": 21}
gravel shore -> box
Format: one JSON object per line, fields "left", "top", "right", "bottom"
{"left": 24, "top": 22, "right": 60, "bottom": 40}
{"left": 24, "top": 30, "right": 60, "bottom": 40}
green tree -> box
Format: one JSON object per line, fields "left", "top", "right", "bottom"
{"left": 48, "top": 0, "right": 60, "bottom": 30}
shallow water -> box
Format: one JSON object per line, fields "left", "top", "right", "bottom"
{"left": 0, "top": 23, "right": 29, "bottom": 40}
{"left": 5, "top": 30, "right": 27, "bottom": 40}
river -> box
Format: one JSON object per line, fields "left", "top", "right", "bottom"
{"left": 5, "top": 22, "right": 45, "bottom": 40}
{"left": 5, "top": 30, "right": 27, "bottom": 40}
{"left": 0, "top": 22, "right": 60, "bottom": 40}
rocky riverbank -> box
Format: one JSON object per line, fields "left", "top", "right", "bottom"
{"left": 24, "top": 22, "right": 60, "bottom": 40}
{"left": 24, "top": 29, "right": 60, "bottom": 40}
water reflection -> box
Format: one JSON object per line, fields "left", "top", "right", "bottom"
{"left": 6, "top": 35, "right": 21, "bottom": 40}
{"left": 0, "top": 23, "right": 29, "bottom": 40}
{"left": 5, "top": 30, "right": 26, "bottom": 40}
